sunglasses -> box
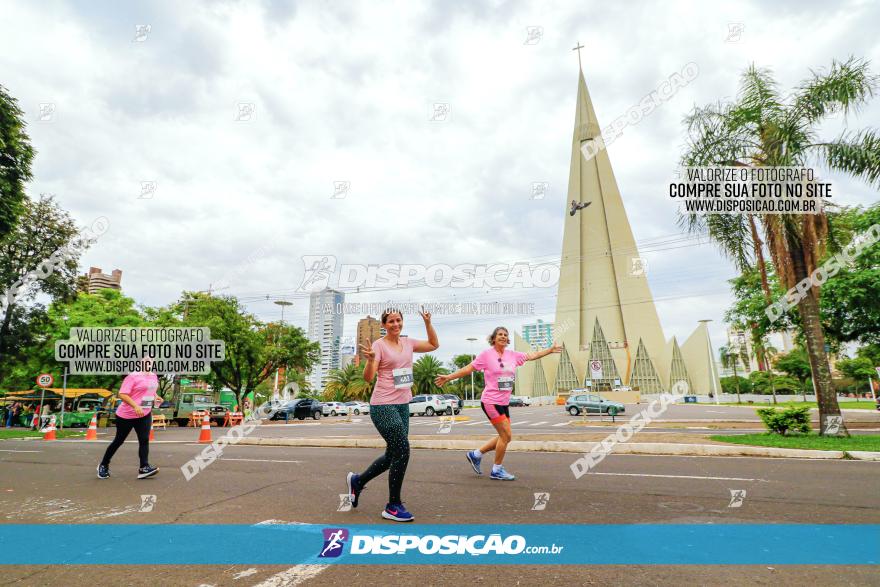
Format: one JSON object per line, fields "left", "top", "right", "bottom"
{"left": 497, "top": 358, "right": 505, "bottom": 369}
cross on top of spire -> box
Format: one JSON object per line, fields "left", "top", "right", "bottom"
{"left": 572, "top": 41, "right": 584, "bottom": 69}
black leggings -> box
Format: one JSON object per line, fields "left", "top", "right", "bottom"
{"left": 100, "top": 413, "right": 151, "bottom": 468}
{"left": 358, "top": 404, "right": 410, "bottom": 505}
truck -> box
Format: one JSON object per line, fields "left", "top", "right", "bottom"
{"left": 152, "top": 390, "right": 230, "bottom": 427}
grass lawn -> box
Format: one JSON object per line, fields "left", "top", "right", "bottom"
{"left": 711, "top": 433, "right": 880, "bottom": 451}
{"left": 0, "top": 429, "right": 86, "bottom": 440}
{"left": 715, "top": 401, "right": 877, "bottom": 410}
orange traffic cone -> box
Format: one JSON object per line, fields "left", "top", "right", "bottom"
{"left": 149, "top": 421, "right": 155, "bottom": 441}
{"left": 85, "top": 414, "right": 98, "bottom": 441}
{"left": 43, "top": 416, "right": 57, "bottom": 441}
{"left": 198, "top": 413, "right": 212, "bottom": 443}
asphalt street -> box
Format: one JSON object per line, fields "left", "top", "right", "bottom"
{"left": 1, "top": 438, "right": 878, "bottom": 586}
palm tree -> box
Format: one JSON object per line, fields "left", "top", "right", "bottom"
{"left": 719, "top": 345, "right": 744, "bottom": 404}
{"left": 681, "top": 57, "right": 880, "bottom": 435}
{"left": 323, "top": 363, "right": 373, "bottom": 402}
{"left": 413, "top": 355, "right": 447, "bottom": 395}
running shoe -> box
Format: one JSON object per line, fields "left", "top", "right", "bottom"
{"left": 489, "top": 466, "right": 516, "bottom": 481}
{"left": 97, "top": 464, "right": 110, "bottom": 479}
{"left": 466, "top": 450, "right": 482, "bottom": 475}
{"left": 346, "top": 472, "right": 362, "bottom": 508}
{"left": 381, "top": 503, "right": 414, "bottom": 522}
{"left": 137, "top": 465, "right": 159, "bottom": 479}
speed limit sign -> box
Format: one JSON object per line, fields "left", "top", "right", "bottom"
{"left": 36, "top": 373, "right": 54, "bottom": 388}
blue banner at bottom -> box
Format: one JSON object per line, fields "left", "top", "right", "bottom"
{"left": 0, "top": 524, "right": 876, "bottom": 565}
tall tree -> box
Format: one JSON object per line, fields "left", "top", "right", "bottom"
{"left": 180, "top": 292, "right": 319, "bottom": 410}
{"left": 718, "top": 345, "right": 745, "bottom": 403}
{"left": 413, "top": 355, "right": 447, "bottom": 395}
{"left": 773, "top": 347, "right": 813, "bottom": 402}
{"left": 324, "top": 363, "right": 373, "bottom": 402}
{"left": 0, "top": 85, "right": 35, "bottom": 239}
{"left": 682, "top": 57, "right": 880, "bottom": 435}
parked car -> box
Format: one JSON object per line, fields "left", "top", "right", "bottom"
{"left": 440, "top": 394, "right": 462, "bottom": 414}
{"left": 565, "top": 392, "right": 625, "bottom": 416}
{"left": 409, "top": 394, "right": 454, "bottom": 416}
{"left": 322, "top": 402, "right": 349, "bottom": 416}
{"left": 271, "top": 398, "right": 323, "bottom": 420}
{"left": 345, "top": 401, "right": 370, "bottom": 415}
{"left": 508, "top": 396, "right": 531, "bottom": 407}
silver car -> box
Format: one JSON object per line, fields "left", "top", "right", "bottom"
{"left": 565, "top": 392, "right": 625, "bottom": 416}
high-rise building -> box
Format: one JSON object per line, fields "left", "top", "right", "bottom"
{"left": 514, "top": 64, "right": 720, "bottom": 398}
{"left": 81, "top": 267, "right": 122, "bottom": 294}
{"left": 307, "top": 288, "right": 344, "bottom": 391}
{"left": 523, "top": 319, "right": 554, "bottom": 349}
{"left": 356, "top": 315, "right": 383, "bottom": 364}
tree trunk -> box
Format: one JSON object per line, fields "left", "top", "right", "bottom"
{"left": 749, "top": 215, "right": 773, "bottom": 304}
{"left": 790, "top": 244, "right": 847, "bottom": 436}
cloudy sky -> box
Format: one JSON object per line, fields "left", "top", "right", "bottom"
{"left": 2, "top": 0, "right": 878, "bottom": 361}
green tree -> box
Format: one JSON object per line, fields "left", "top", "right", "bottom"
{"left": 413, "top": 355, "right": 447, "bottom": 395}
{"left": 718, "top": 344, "right": 748, "bottom": 403}
{"left": 324, "top": 362, "right": 372, "bottom": 402}
{"left": 0, "top": 196, "right": 86, "bottom": 376}
{"left": 682, "top": 57, "right": 880, "bottom": 435}
{"left": 451, "top": 353, "right": 483, "bottom": 400}
{"left": 773, "top": 347, "right": 813, "bottom": 401}
{"left": 0, "top": 85, "right": 35, "bottom": 239}
{"left": 820, "top": 204, "right": 880, "bottom": 346}
{"left": 180, "top": 292, "right": 319, "bottom": 410}
{"left": 720, "top": 376, "right": 751, "bottom": 395}
{"left": 5, "top": 289, "right": 146, "bottom": 391}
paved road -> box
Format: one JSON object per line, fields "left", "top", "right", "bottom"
{"left": 1, "top": 440, "right": 878, "bottom": 586}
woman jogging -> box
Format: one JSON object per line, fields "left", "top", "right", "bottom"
{"left": 436, "top": 327, "right": 560, "bottom": 480}
{"left": 97, "top": 357, "right": 161, "bottom": 480}
{"left": 346, "top": 307, "right": 438, "bottom": 522}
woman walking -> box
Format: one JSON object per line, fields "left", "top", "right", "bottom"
{"left": 436, "top": 327, "right": 559, "bottom": 480}
{"left": 346, "top": 307, "right": 438, "bottom": 522}
{"left": 97, "top": 357, "right": 162, "bottom": 480}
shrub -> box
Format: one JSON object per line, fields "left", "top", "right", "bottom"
{"left": 756, "top": 406, "right": 811, "bottom": 435}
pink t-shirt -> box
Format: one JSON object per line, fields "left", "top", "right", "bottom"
{"left": 370, "top": 337, "right": 418, "bottom": 405}
{"left": 116, "top": 372, "right": 160, "bottom": 419}
{"left": 472, "top": 348, "right": 528, "bottom": 406}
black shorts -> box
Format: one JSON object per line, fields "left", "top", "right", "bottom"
{"left": 480, "top": 402, "right": 510, "bottom": 423}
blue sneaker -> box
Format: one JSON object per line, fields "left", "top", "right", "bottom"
{"left": 346, "top": 472, "right": 362, "bottom": 508}
{"left": 382, "top": 502, "right": 414, "bottom": 522}
{"left": 97, "top": 464, "right": 110, "bottom": 479}
{"left": 466, "top": 450, "right": 482, "bottom": 475}
{"left": 490, "top": 466, "right": 516, "bottom": 481}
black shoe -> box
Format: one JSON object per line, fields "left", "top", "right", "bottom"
{"left": 347, "top": 472, "right": 362, "bottom": 508}
{"left": 137, "top": 465, "right": 159, "bottom": 479}
{"left": 97, "top": 464, "right": 110, "bottom": 479}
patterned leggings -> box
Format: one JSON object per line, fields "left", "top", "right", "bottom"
{"left": 358, "top": 403, "right": 410, "bottom": 505}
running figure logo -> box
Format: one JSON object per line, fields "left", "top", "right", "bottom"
{"left": 337, "top": 494, "right": 352, "bottom": 512}
{"left": 824, "top": 415, "right": 843, "bottom": 435}
{"left": 139, "top": 494, "right": 156, "bottom": 512}
{"left": 532, "top": 492, "right": 550, "bottom": 510}
{"left": 728, "top": 489, "right": 746, "bottom": 508}
{"left": 319, "top": 528, "right": 349, "bottom": 558}
{"left": 298, "top": 255, "right": 337, "bottom": 292}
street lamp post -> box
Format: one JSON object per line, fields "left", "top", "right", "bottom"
{"left": 274, "top": 300, "right": 293, "bottom": 400}
{"left": 466, "top": 337, "right": 478, "bottom": 402}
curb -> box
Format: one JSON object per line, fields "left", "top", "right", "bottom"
{"left": 845, "top": 451, "right": 880, "bottom": 461}
{"left": 235, "top": 437, "right": 850, "bottom": 459}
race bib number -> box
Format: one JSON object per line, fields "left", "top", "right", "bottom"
{"left": 497, "top": 376, "right": 514, "bottom": 391}
{"left": 392, "top": 368, "right": 414, "bottom": 389}
{"left": 141, "top": 397, "right": 154, "bottom": 408}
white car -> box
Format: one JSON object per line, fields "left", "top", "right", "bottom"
{"left": 345, "top": 401, "right": 370, "bottom": 415}
{"left": 322, "top": 402, "right": 349, "bottom": 416}
{"left": 409, "top": 394, "right": 454, "bottom": 417}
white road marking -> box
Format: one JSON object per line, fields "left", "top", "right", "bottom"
{"left": 465, "top": 421, "right": 485, "bottom": 426}
{"left": 528, "top": 421, "right": 549, "bottom": 426}
{"left": 0, "top": 449, "right": 42, "bottom": 453}
{"left": 552, "top": 422, "right": 569, "bottom": 427}
{"left": 220, "top": 458, "right": 303, "bottom": 464}
{"left": 233, "top": 568, "right": 258, "bottom": 580}
{"left": 510, "top": 421, "right": 530, "bottom": 426}
{"left": 588, "top": 472, "right": 767, "bottom": 482}
{"left": 252, "top": 520, "right": 327, "bottom": 587}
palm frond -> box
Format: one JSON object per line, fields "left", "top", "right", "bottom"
{"left": 813, "top": 129, "right": 880, "bottom": 189}
{"left": 790, "top": 56, "right": 878, "bottom": 124}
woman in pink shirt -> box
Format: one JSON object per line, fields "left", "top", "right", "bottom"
{"left": 346, "top": 307, "right": 438, "bottom": 522}
{"left": 97, "top": 358, "right": 163, "bottom": 480}
{"left": 436, "top": 327, "right": 560, "bottom": 480}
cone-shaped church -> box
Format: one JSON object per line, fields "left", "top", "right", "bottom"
{"left": 514, "top": 67, "right": 720, "bottom": 399}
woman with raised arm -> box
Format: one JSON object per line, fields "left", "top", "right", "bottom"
{"left": 436, "top": 327, "right": 560, "bottom": 480}
{"left": 346, "top": 307, "right": 438, "bottom": 522}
